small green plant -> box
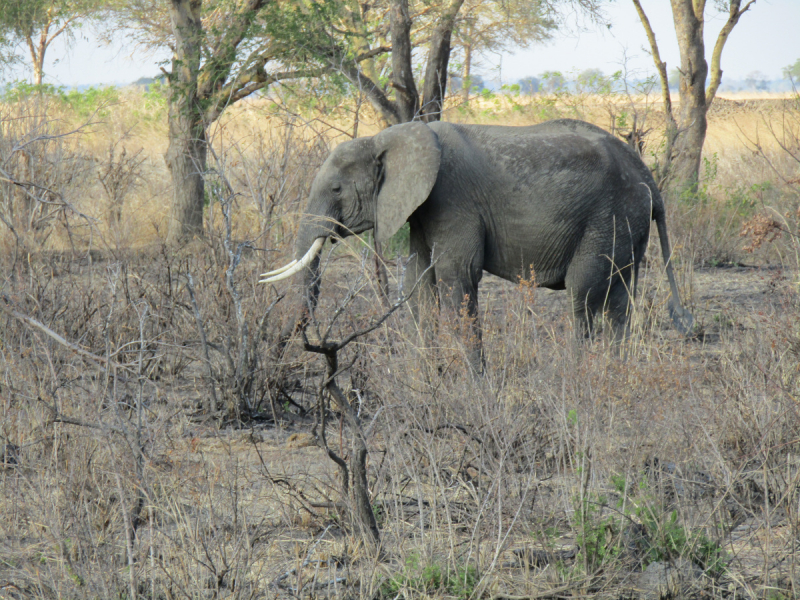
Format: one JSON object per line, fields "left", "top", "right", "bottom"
{"left": 381, "top": 554, "right": 478, "bottom": 599}
{"left": 726, "top": 181, "right": 772, "bottom": 217}
{"left": 611, "top": 475, "right": 728, "bottom": 575}
{"left": 573, "top": 492, "right": 622, "bottom": 574}
{"left": 679, "top": 152, "right": 719, "bottom": 206}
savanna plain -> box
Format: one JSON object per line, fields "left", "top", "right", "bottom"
{"left": 0, "top": 86, "right": 799, "bottom": 600}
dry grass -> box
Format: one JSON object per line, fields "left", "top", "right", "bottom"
{"left": 0, "top": 87, "right": 798, "bottom": 599}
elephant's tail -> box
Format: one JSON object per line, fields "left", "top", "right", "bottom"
{"left": 654, "top": 204, "right": 694, "bottom": 335}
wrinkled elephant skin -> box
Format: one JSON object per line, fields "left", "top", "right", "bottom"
{"left": 263, "top": 119, "right": 693, "bottom": 371}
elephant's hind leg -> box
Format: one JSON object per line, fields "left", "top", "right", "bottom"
{"left": 566, "top": 254, "right": 635, "bottom": 341}
{"left": 603, "top": 266, "right": 636, "bottom": 342}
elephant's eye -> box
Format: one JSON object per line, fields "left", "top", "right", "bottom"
{"left": 331, "top": 183, "right": 342, "bottom": 194}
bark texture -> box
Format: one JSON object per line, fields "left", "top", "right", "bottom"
{"left": 668, "top": 0, "right": 709, "bottom": 193}
{"left": 390, "top": 0, "right": 419, "bottom": 122}
{"left": 165, "top": 0, "right": 206, "bottom": 243}
{"left": 421, "top": 0, "right": 466, "bottom": 122}
{"left": 162, "top": 0, "right": 311, "bottom": 243}
{"left": 336, "top": 0, "right": 463, "bottom": 126}
{"left": 633, "top": 0, "right": 755, "bottom": 194}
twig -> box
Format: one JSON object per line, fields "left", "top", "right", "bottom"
{"left": 1, "top": 294, "right": 115, "bottom": 371}
{"left": 272, "top": 525, "right": 334, "bottom": 588}
{"left": 185, "top": 272, "right": 219, "bottom": 414}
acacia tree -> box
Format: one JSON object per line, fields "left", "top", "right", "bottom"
{"left": 453, "top": 0, "right": 556, "bottom": 102}
{"left": 0, "top": 0, "right": 105, "bottom": 84}
{"left": 111, "top": 0, "right": 322, "bottom": 243}
{"left": 632, "top": 0, "right": 755, "bottom": 193}
{"left": 306, "top": 0, "right": 599, "bottom": 124}
{"left": 316, "top": 0, "right": 468, "bottom": 125}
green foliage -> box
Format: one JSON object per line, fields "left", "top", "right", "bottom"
{"left": 679, "top": 153, "right": 719, "bottom": 206}
{"left": 380, "top": 554, "right": 478, "bottom": 599}
{"left": 1, "top": 81, "right": 119, "bottom": 117}
{"left": 1, "top": 81, "right": 62, "bottom": 102}
{"left": 573, "top": 492, "right": 620, "bottom": 573}
{"left": 384, "top": 222, "right": 410, "bottom": 259}
{"left": 784, "top": 58, "right": 800, "bottom": 81}
{"left": 726, "top": 181, "right": 772, "bottom": 218}
{"left": 610, "top": 475, "right": 728, "bottom": 576}
{"left": 0, "top": 0, "right": 66, "bottom": 36}
{"left": 61, "top": 85, "right": 119, "bottom": 117}
{"left": 540, "top": 71, "right": 565, "bottom": 93}
{"left": 575, "top": 69, "right": 621, "bottom": 95}
{"left": 141, "top": 80, "right": 168, "bottom": 114}
{"left": 125, "top": 80, "right": 169, "bottom": 122}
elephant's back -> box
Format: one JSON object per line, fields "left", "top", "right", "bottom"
{"left": 426, "top": 120, "right": 658, "bottom": 287}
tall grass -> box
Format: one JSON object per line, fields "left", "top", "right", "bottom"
{"left": 0, "top": 86, "right": 797, "bottom": 599}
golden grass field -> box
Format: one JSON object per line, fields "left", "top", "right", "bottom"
{"left": 0, "top": 87, "right": 798, "bottom": 600}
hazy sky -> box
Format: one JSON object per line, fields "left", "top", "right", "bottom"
{"left": 18, "top": 0, "right": 800, "bottom": 88}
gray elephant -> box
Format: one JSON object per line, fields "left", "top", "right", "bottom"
{"left": 262, "top": 119, "right": 693, "bottom": 368}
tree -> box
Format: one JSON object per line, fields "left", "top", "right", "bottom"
{"left": 784, "top": 58, "right": 800, "bottom": 81}
{"left": 518, "top": 76, "right": 540, "bottom": 94}
{"left": 0, "top": 0, "right": 104, "bottom": 85}
{"left": 632, "top": 0, "right": 755, "bottom": 193}
{"left": 745, "top": 70, "right": 768, "bottom": 90}
{"left": 540, "top": 70, "right": 565, "bottom": 92}
{"left": 293, "top": 0, "right": 598, "bottom": 124}
{"left": 453, "top": 0, "right": 555, "bottom": 102}
{"left": 110, "top": 0, "right": 317, "bottom": 243}
{"left": 299, "top": 0, "right": 468, "bottom": 125}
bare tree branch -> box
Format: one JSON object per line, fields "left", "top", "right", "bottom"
{"left": 706, "top": 0, "right": 756, "bottom": 106}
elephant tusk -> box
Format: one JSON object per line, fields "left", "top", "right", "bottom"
{"left": 260, "top": 259, "right": 298, "bottom": 278}
{"left": 259, "top": 238, "right": 325, "bottom": 284}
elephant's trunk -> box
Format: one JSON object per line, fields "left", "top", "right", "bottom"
{"left": 295, "top": 221, "right": 328, "bottom": 314}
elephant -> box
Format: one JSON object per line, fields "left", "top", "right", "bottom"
{"left": 262, "top": 119, "right": 693, "bottom": 369}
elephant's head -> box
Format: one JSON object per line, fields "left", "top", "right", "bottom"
{"left": 260, "top": 122, "right": 441, "bottom": 289}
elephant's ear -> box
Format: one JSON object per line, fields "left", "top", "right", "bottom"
{"left": 373, "top": 122, "right": 441, "bottom": 245}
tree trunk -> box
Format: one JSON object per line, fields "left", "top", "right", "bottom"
{"left": 33, "top": 55, "right": 44, "bottom": 85}
{"left": 165, "top": 0, "right": 206, "bottom": 243}
{"left": 390, "top": 0, "right": 419, "bottom": 122}
{"left": 165, "top": 103, "right": 207, "bottom": 243}
{"left": 420, "top": 0, "right": 465, "bottom": 122}
{"left": 631, "top": 0, "right": 678, "bottom": 188}
{"left": 461, "top": 44, "right": 472, "bottom": 103}
{"left": 25, "top": 34, "right": 45, "bottom": 85}
{"left": 634, "top": 0, "right": 754, "bottom": 194}
{"left": 668, "top": 0, "right": 709, "bottom": 194}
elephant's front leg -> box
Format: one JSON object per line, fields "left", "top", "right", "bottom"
{"left": 405, "top": 223, "right": 438, "bottom": 337}
{"left": 436, "top": 257, "right": 485, "bottom": 375}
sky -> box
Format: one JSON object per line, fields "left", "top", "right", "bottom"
{"left": 10, "top": 0, "right": 800, "bottom": 88}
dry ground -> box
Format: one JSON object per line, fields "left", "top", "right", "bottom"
{"left": 0, "top": 89, "right": 798, "bottom": 599}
